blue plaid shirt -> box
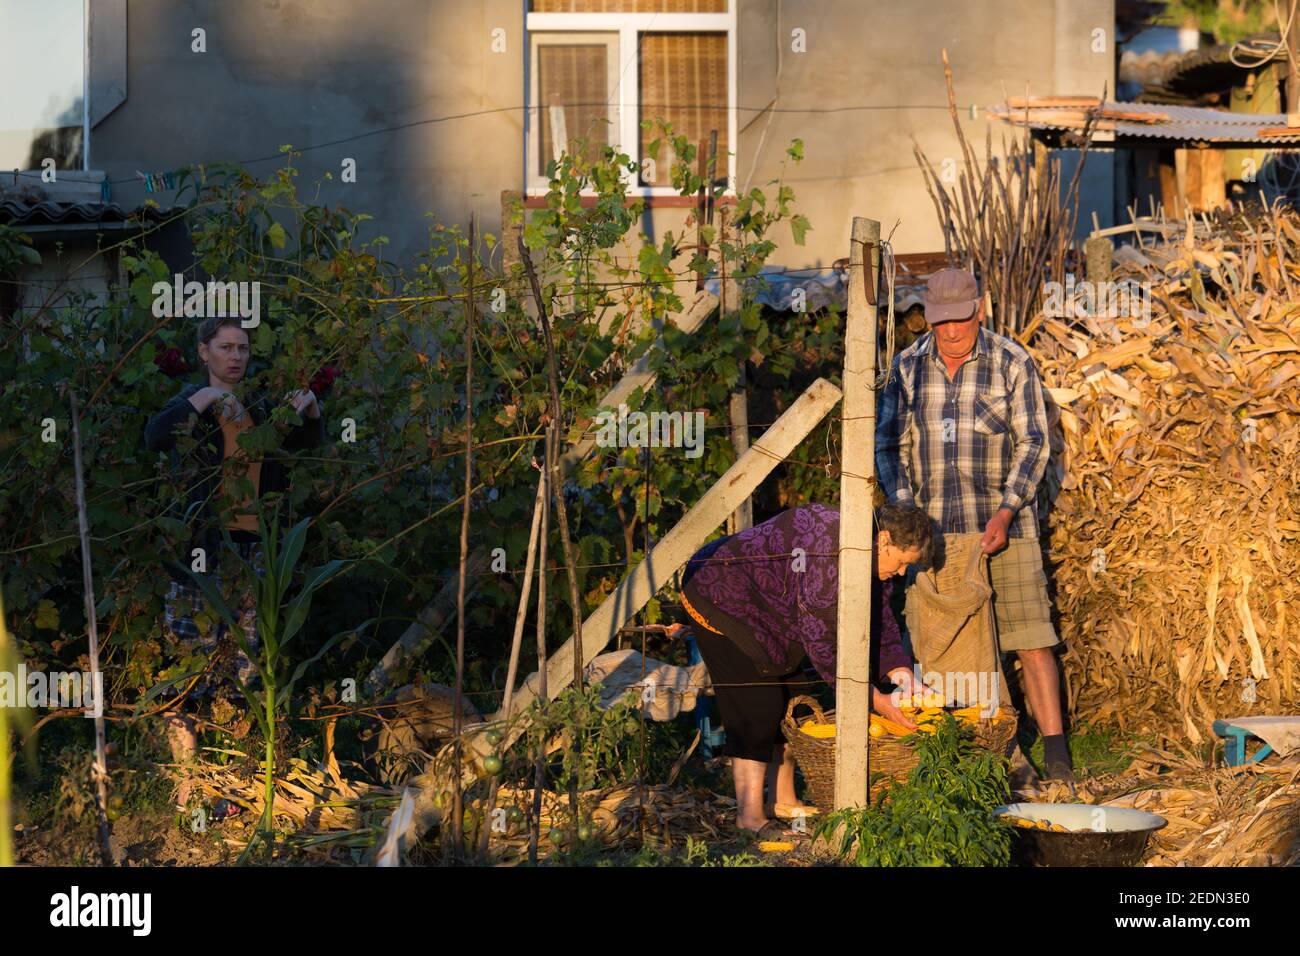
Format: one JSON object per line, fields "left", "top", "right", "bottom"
{"left": 875, "top": 326, "right": 1049, "bottom": 539}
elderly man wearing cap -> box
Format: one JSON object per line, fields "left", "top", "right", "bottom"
{"left": 875, "top": 267, "right": 1073, "bottom": 783}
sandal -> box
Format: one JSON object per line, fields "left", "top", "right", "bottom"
{"left": 744, "top": 819, "right": 798, "bottom": 841}
{"left": 764, "top": 801, "right": 820, "bottom": 821}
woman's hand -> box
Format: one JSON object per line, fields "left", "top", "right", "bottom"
{"left": 187, "top": 386, "right": 225, "bottom": 414}
{"left": 664, "top": 623, "right": 689, "bottom": 641}
{"left": 886, "top": 667, "right": 945, "bottom": 707}
{"left": 189, "top": 387, "right": 245, "bottom": 420}
{"left": 288, "top": 388, "right": 321, "bottom": 419}
{"left": 871, "top": 687, "right": 917, "bottom": 730}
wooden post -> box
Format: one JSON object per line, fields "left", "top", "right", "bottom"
{"left": 834, "top": 218, "right": 879, "bottom": 810}
{"left": 1084, "top": 235, "right": 1112, "bottom": 286}
{"left": 1287, "top": 7, "right": 1300, "bottom": 114}
{"left": 721, "top": 208, "right": 752, "bottom": 534}
{"left": 500, "top": 190, "right": 523, "bottom": 279}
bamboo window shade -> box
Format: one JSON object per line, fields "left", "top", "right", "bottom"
{"left": 530, "top": 1, "right": 725, "bottom": 12}
{"left": 639, "top": 32, "right": 728, "bottom": 187}
{"left": 537, "top": 43, "right": 612, "bottom": 177}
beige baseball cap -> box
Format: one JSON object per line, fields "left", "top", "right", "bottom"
{"left": 923, "top": 268, "right": 980, "bottom": 323}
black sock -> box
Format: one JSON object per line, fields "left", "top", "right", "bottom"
{"left": 1042, "top": 734, "right": 1070, "bottom": 767}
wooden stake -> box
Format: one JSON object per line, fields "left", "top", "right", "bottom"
{"left": 517, "top": 234, "right": 588, "bottom": 831}
{"left": 529, "top": 425, "right": 551, "bottom": 864}
{"left": 479, "top": 456, "right": 547, "bottom": 858}
{"left": 834, "top": 218, "right": 879, "bottom": 810}
{"left": 450, "top": 215, "right": 476, "bottom": 861}
{"left": 69, "top": 392, "right": 117, "bottom": 865}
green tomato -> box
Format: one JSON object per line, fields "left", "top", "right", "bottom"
{"left": 548, "top": 827, "right": 567, "bottom": 845}
{"left": 507, "top": 807, "right": 525, "bottom": 825}
{"left": 485, "top": 730, "right": 503, "bottom": 746}
{"left": 105, "top": 807, "right": 120, "bottom": 822}
{"left": 108, "top": 795, "right": 123, "bottom": 811}
{"left": 576, "top": 825, "right": 593, "bottom": 842}
{"left": 482, "top": 755, "right": 503, "bottom": 775}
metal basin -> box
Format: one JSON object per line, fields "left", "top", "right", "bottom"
{"left": 993, "top": 802, "right": 1168, "bottom": 867}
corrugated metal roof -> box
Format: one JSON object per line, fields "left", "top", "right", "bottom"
{"left": 1137, "top": 35, "right": 1284, "bottom": 105}
{"left": 990, "top": 99, "right": 1300, "bottom": 145}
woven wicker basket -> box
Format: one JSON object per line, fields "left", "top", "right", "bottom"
{"left": 780, "top": 694, "right": 1018, "bottom": 810}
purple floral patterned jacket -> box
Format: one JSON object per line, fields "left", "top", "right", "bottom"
{"left": 679, "top": 504, "right": 911, "bottom": 686}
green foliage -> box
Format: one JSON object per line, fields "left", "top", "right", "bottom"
{"left": 591, "top": 834, "right": 768, "bottom": 867}
{"left": 0, "top": 224, "right": 41, "bottom": 275}
{"left": 815, "top": 714, "right": 1012, "bottom": 867}
{"left": 522, "top": 683, "right": 641, "bottom": 794}
{"left": 4, "top": 128, "right": 835, "bottom": 864}
{"left": 1155, "top": 0, "right": 1277, "bottom": 45}
{"left": 181, "top": 512, "right": 353, "bottom": 857}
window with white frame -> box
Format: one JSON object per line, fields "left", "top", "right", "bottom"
{"left": 0, "top": 0, "right": 88, "bottom": 172}
{"left": 525, "top": 0, "right": 735, "bottom": 195}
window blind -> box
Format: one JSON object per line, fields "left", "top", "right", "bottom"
{"left": 537, "top": 43, "right": 612, "bottom": 176}
{"left": 639, "top": 32, "right": 728, "bottom": 187}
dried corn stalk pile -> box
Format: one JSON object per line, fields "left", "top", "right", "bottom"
{"left": 485, "top": 783, "right": 737, "bottom": 860}
{"left": 183, "top": 753, "right": 398, "bottom": 854}
{"left": 1029, "top": 203, "right": 1300, "bottom": 744}
{"left": 1022, "top": 748, "right": 1300, "bottom": 866}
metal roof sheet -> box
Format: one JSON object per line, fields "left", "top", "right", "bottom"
{"left": 990, "top": 99, "right": 1300, "bottom": 145}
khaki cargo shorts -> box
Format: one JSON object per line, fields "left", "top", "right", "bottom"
{"left": 904, "top": 535, "right": 1059, "bottom": 654}
{"left": 986, "top": 536, "right": 1059, "bottom": 652}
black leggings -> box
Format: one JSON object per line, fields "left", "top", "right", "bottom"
{"left": 691, "top": 624, "right": 815, "bottom": 762}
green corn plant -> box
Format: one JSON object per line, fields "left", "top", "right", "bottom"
{"left": 186, "top": 512, "right": 350, "bottom": 861}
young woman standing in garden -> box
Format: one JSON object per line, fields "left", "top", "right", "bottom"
{"left": 145, "top": 315, "right": 325, "bottom": 811}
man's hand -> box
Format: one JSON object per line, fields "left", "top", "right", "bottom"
{"left": 288, "top": 388, "right": 321, "bottom": 419}
{"left": 980, "top": 507, "right": 1015, "bottom": 555}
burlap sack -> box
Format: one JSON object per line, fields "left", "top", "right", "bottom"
{"left": 905, "top": 532, "right": 1011, "bottom": 710}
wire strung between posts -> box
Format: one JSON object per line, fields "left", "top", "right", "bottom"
{"left": 877, "top": 237, "right": 898, "bottom": 392}
{"left": 1, "top": 100, "right": 991, "bottom": 190}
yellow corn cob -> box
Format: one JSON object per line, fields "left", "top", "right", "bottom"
{"left": 871, "top": 714, "right": 915, "bottom": 737}
{"left": 800, "top": 721, "right": 836, "bottom": 739}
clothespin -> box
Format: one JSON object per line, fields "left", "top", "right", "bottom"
{"left": 136, "top": 170, "right": 152, "bottom": 194}
{"left": 163, "top": 171, "right": 175, "bottom": 190}
{"left": 100, "top": 179, "right": 111, "bottom": 202}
